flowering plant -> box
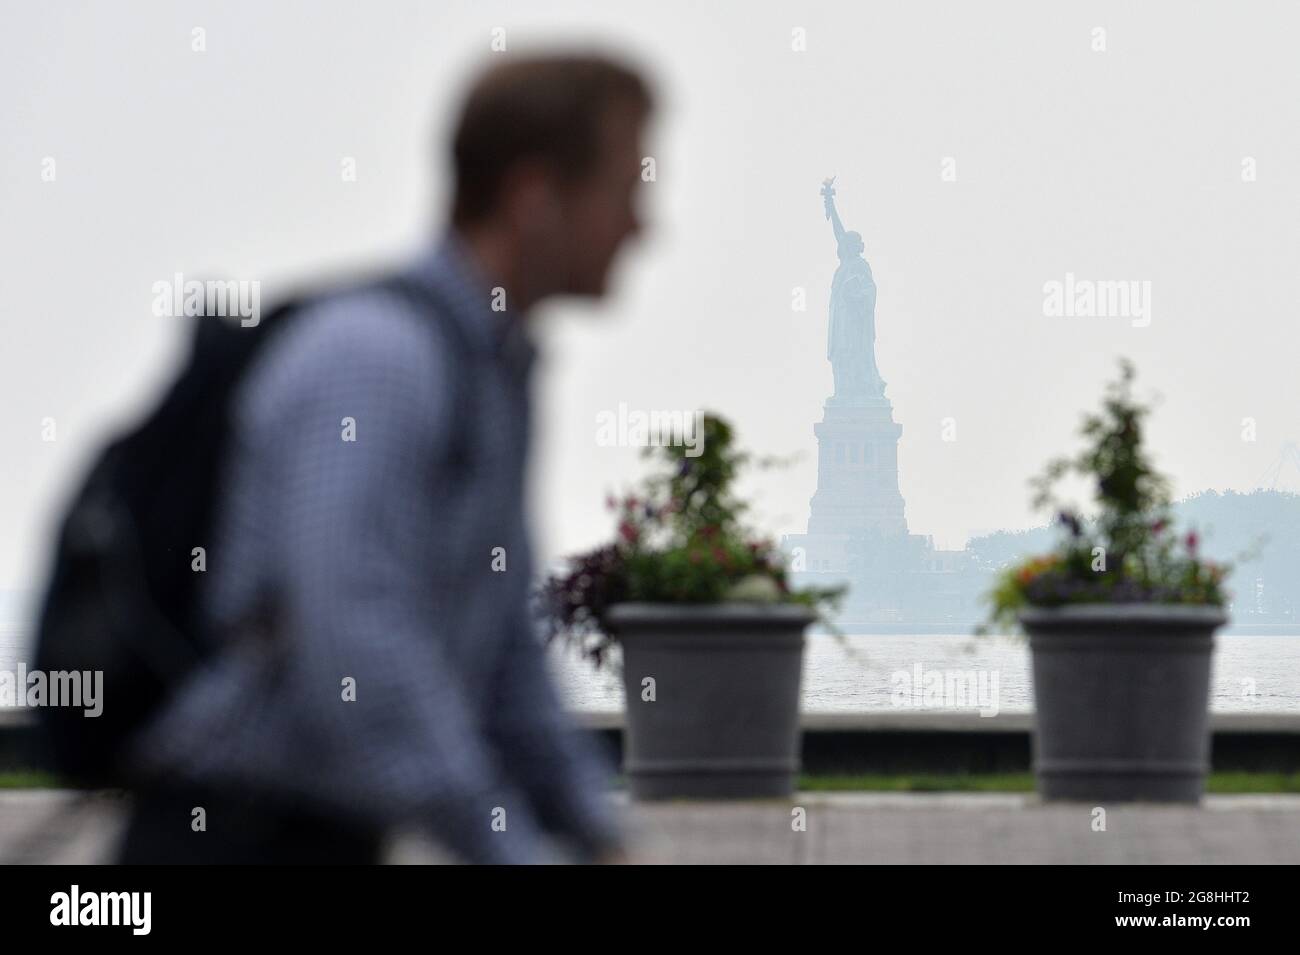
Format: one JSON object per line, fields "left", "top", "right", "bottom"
{"left": 984, "top": 361, "right": 1229, "bottom": 634}
{"left": 539, "top": 414, "right": 844, "bottom": 664}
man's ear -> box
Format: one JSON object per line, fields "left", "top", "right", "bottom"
{"left": 500, "top": 161, "right": 562, "bottom": 232}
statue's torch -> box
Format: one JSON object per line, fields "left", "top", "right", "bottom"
{"left": 821, "top": 176, "right": 836, "bottom": 219}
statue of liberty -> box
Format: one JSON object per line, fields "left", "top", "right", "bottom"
{"left": 821, "top": 177, "right": 885, "bottom": 400}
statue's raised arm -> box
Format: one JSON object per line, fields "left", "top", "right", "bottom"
{"left": 821, "top": 177, "right": 847, "bottom": 244}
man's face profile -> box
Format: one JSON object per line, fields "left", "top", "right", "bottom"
{"left": 552, "top": 102, "right": 646, "bottom": 298}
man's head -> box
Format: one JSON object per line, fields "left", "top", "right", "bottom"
{"left": 450, "top": 52, "right": 654, "bottom": 305}
{"left": 838, "top": 230, "right": 865, "bottom": 261}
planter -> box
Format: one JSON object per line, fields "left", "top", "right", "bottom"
{"left": 1020, "top": 604, "right": 1226, "bottom": 803}
{"left": 603, "top": 603, "right": 815, "bottom": 800}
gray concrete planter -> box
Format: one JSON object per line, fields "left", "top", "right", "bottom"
{"left": 1020, "top": 604, "right": 1227, "bottom": 803}
{"left": 603, "top": 603, "right": 815, "bottom": 800}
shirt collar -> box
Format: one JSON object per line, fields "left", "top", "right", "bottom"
{"left": 405, "top": 228, "right": 537, "bottom": 374}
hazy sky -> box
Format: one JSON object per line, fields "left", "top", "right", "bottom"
{"left": 3, "top": 1, "right": 1300, "bottom": 603}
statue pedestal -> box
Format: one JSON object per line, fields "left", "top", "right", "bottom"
{"left": 806, "top": 395, "right": 908, "bottom": 537}
{"left": 783, "top": 392, "right": 934, "bottom": 620}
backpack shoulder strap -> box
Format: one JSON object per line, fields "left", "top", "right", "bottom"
{"left": 374, "top": 272, "right": 476, "bottom": 467}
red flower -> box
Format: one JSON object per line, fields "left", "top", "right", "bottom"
{"left": 1185, "top": 531, "right": 1199, "bottom": 553}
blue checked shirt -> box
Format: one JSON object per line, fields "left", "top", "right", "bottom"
{"left": 132, "top": 231, "right": 621, "bottom": 864}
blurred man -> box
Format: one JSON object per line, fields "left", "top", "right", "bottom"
{"left": 119, "top": 52, "right": 653, "bottom": 864}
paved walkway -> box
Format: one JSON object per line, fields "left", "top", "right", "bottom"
{"left": 624, "top": 793, "right": 1300, "bottom": 864}
{"left": 3, "top": 791, "right": 1299, "bottom": 864}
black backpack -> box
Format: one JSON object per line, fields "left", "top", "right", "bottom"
{"left": 31, "top": 273, "right": 460, "bottom": 785}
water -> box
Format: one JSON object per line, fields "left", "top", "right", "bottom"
{"left": 550, "top": 633, "right": 1300, "bottom": 713}
{"left": 3, "top": 626, "right": 1296, "bottom": 713}
{"left": 0, "top": 627, "right": 28, "bottom": 686}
